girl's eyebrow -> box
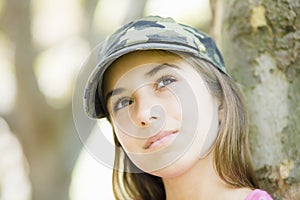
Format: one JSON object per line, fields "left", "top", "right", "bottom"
{"left": 105, "top": 63, "right": 180, "bottom": 101}
{"left": 105, "top": 88, "right": 125, "bottom": 102}
{"left": 145, "top": 63, "right": 180, "bottom": 77}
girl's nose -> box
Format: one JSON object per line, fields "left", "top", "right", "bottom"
{"left": 132, "top": 90, "right": 158, "bottom": 127}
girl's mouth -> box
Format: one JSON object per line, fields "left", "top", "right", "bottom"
{"left": 143, "top": 130, "right": 178, "bottom": 150}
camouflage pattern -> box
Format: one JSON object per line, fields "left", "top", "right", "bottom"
{"left": 84, "top": 16, "right": 227, "bottom": 119}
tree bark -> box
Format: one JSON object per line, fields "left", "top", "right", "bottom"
{"left": 222, "top": 0, "right": 300, "bottom": 199}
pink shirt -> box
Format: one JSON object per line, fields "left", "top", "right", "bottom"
{"left": 245, "top": 189, "right": 273, "bottom": 200}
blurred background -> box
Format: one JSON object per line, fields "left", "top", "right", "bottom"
{"left": 1, "top": 0, "right": 299, "bottom": 199}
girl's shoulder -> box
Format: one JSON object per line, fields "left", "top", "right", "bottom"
{"left": 245, "top": 189, "right": 273, "bottom": 200}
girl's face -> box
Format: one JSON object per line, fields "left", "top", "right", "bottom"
{"left": 103, "top": 51, "right": 219, "bottom": 177}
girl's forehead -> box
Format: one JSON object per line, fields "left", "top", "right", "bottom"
{"left": 111, "top": 50, "right": 181, "bottom": 70}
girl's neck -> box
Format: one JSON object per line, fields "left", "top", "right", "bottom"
{"left": 162, "top": 152, "right": 252, "bottom": 200}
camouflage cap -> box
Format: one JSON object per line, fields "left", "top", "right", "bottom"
{"left": 84, "top": 16, "right": 227, "bottom": 119}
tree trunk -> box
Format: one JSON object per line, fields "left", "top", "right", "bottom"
{"left": 222, "top": 0, "right": 300, "bottom": 199}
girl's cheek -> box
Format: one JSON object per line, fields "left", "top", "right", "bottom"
{"left": 114, "top": 129, "right": 129, "bottom": 149}
{"left": 114, "top": 125, "right": 136, "bottom": 148}
{"left": 161, "top": 90, "right": 183, "bottom": 122}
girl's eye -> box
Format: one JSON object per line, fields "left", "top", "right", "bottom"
{"left": 114, "top": 97, "right": 133, "bottom": 111}
{"left": 156, "top": 75, "right": 177, "bottom": 90}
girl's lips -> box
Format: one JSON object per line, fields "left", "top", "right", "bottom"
{"left": 143, "top": 130, "right": 178, "bottom": 149}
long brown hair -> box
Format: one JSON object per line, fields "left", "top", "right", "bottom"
{"left": 104, "top": 51, "right": 259, "bottom": 200}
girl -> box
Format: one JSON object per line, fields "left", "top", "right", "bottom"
{"left": 83, "top": 16, "right": 273, "bottom": 200}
